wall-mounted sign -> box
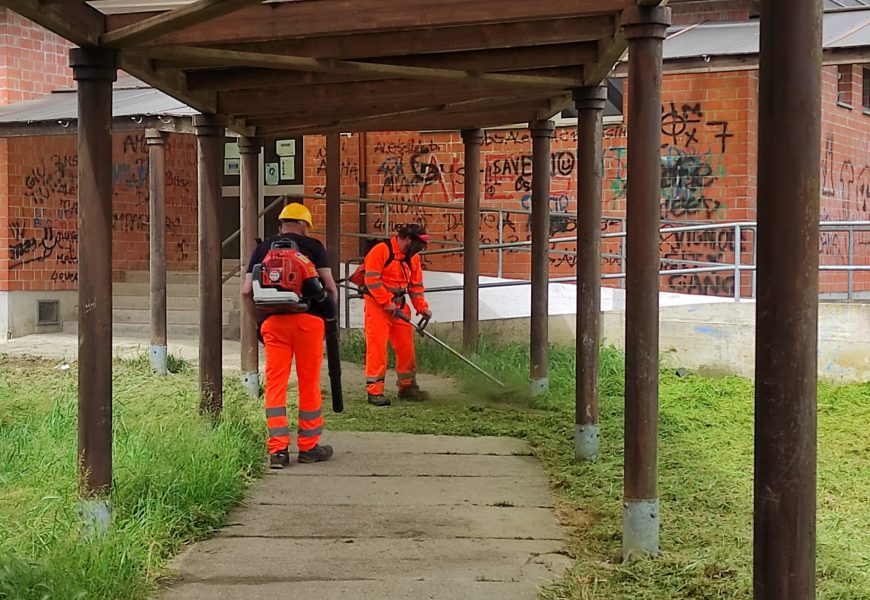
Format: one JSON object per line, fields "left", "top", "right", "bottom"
{"left": 224, "top": 159, "right": 240, "bottom": 176}
{"left": 265, "top": 162, "right": 279, "bottom": 186}
{"left": 276, "top": 139, "right": 296, "bottom": 157}
{"left": 280, "top": 156, "right": 295, "bottom": 180}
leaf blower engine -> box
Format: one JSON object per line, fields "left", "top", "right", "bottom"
{"left": 251, "top": 239, "right": 326, "bottom": 313}
{"left": 251, "top": 239, "right": 344, "bottom": 413}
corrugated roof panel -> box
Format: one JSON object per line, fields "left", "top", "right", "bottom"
{"left": 664, "top": 22, "right": 760, "bottom": 60}
{"left": 0, "top": 87, "right": 197, "bottom": 124}
{"left": 824, "top": 11, "right": 870, "bottom": 46}
{"left": 663, "top": 10, "right": 870, "bottom": 60}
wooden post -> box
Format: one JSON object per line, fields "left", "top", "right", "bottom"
{"left": 195, "top": 115, "right": 225, "bottom": 415}
{"left": 573, "top": 85, "right": 607, "bottom": 461}
{"left": 621, "top": 4, "right": 670, "bottom": 560}
{"left": 461, "top": 128, "right": 483, "bottom": 355}
{"left": 326, "top": 132, "right": 342, "bottom": 290}
{"left": 529, "top": 119, "right": 554, "bottom": 396}
{"left": 146, "top": 129, "right": 168, "bottom": 375}
{"left": 754, "top": 1, "right": 822, "bottom": 597}
{"left": 70, "top": 47, "right": 117, "bottom": 531}
{"left": 239, "top": 136, "right": 261, "bottom": 397}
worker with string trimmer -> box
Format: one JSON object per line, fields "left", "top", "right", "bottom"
{"left": 350, "top": 224, "right": 505, "bottom": 407}
{"left": 352, "top": 224, "right": 433, "bottom": 407}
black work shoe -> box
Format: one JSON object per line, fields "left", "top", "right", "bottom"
{"left": 269, "top": 449, "right": 290, "bottom": 469}
{"left": 367, "top": 393, "right": 391, "bottom": 407}
{"left": 298, "top": 444, "right": 334, "bottom": 463}
{"left": 398, "top": 385, "right": 430, "bottom": 402}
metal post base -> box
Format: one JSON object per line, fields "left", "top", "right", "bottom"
{"left": 79, "top": 498, "right": 112, "bottom": 537}
{"left": 529, "top": 377, "right": 549, "bottom": 396}
{"left": 242, "top": 372, "right": 260, "bottom": 398}
{"left": 622, "top": 498, "right": 660, "bottom": 561}
{"left": 150, "top": 344, "right": 168, "bottom": 375}
{"left": 575, "top": 424, "right": 600, "bottom": 461}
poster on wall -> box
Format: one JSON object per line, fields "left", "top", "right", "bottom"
{"left": 280, "top": 156, "right": 295, "bottom": 180}
{"left": 264, "top": 136, "right": 303, "bottom": 186}
{"left": 276, "top": 139, "right": 296, "bottom": 157}
{"left": 224, "top": 142, "right": 240, "bottom": 176}
{"left": 265, "top": 162, "right": 280, "bottom": 186}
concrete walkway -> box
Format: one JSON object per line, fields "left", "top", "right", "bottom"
{"left": 1, "top": 333, "right": 569, "bottom": 598}
{"left": 160, "top": 431, "right": 569, "bottom": 600}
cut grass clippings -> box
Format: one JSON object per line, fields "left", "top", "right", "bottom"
{"left": 1, "top": 336, "right": 868, "bottom": 600}
{"left": 337, "top": 331, "right": 869, "bottom": 599}
{"left": 0, "top": 354, "right": 264, "bottom": 600}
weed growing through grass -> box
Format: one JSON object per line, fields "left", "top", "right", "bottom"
{"left": 336, "top": 335, "right": 869, "bottom": 599}
{"left": 0, "top": 354, "right": 264, "bottom": 600}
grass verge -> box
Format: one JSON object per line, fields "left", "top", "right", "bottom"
{"left": 336, "top": 331, "right": 869, "bottom": 599}
{"left": 0, "top": 354, "right": 264, "bottom": 600}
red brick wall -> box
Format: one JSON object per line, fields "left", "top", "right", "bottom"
{"left": 0, "top": 131, "right": 198, "bottom": 292}
{"left": 304, "top": 70, "right": 757, "bottom": 296}
{"left": 819, "top": 64, "right": 870, "bottom": 296}
{"left": 0, "top": 9, "right": 74, "bottom": 105}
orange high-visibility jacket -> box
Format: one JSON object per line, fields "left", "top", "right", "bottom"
{"left": 363, "top": 236, "right": 429, "bottom": 313}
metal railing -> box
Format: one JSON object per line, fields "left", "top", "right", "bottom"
{"left": 221, "top": 194, "right": 869, "bottom": 315}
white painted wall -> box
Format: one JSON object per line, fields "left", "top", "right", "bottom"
{"left": 338, "top": 265, "right": 869, "bottom": 383}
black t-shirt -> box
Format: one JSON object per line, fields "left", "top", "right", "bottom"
{"left": 247, "top": 234, "right": 331, "bottom": 320}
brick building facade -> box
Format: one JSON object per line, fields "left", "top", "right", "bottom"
{"left": 0, "top": 5, "right": 868, "bottom": 338}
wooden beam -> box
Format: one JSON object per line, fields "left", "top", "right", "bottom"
{"left": 251, "top": 96, "right": 544, "bottom": 131}
{"left": 184, "top": 65, "right": 586, "bottom": 92}
{"left": 277, "top": 16, "right": 609, "bottom": 59}
{"left": 367, "top": 43, "right": 598, "bottom": 73}
{"left": 101, "top": 0, "right": 265, "bottom": 47}
{"left": 583, "top": 34, "right": 628, "bottom": 86}
{"left": 119, "top": 54, "right": 218, "bottom": 115}
{"left": 206, "top": 15, "right": 616, "bottom": 60}
{"left": 216, "top": 79, "right": 539, "bottom": 115}
{"left": 0, "top": 0, "right": 104, "bottom": 46}
{"left": 135, "top": 46, "right": 582, "bottom": 89}
{"left": 106, "top": 0, "right": 633, "bottom": 46}
{"left": 185, "top": 68, "right": 386, "bottom": 91}
{"left": 272, "top": 106, "right": 546, "bottom": 136}
{"left": 248, "top": 93, "right": 554, "bottom": 133}
{"left": 536, "top": 94, "right": 573, "bottom": 120}
{"left": 224, "top": 89, "right": 535, "bottom": 119}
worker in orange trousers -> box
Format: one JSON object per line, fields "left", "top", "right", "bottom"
{"left": 242, "top": 202, "right": 339, "bottom": 468}
{"left": 362, "top": 224, "right": 432, "bottom": 407}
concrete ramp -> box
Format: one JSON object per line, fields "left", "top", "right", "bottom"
{"left": 159, "top": 431, "right": 569, "bottom": 600}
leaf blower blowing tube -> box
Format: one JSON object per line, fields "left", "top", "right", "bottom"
{"left": 318, "top": 296, "right": 343, "bottom": 413}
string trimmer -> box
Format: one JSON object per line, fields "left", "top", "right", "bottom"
{"left": 393, "top": 311, "right": 505, "bottom": 388}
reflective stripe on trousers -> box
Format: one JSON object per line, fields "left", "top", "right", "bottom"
{"left": 364, "top": 297, "right": 417, "bottom": 396}
{"left": 262, "top": 313, "right": 325, "bottom": 454}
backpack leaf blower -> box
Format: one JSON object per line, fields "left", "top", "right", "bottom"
{"left": 252, "top": 239, "right": 344, "bottom": 413}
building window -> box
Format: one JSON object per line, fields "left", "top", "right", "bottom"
{"left": 863, "top": 67, "right": 870, "bottom": 113}
{"left": 837, "top": 64, "right": 853, "bottom": 108}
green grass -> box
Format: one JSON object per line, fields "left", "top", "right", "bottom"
{"left": 0, "top": 354, "right": 264, "bottom": 600}
{"left": 1, "top": 337, "right": 867, "bottom": 599}
{"left": 337, "top": 332, "right": 870, "bottom": 599}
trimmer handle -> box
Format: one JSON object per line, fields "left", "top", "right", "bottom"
{"left": 416, "top": 315, "right": 431, "bottom": 332}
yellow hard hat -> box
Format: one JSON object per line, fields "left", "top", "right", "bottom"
{"left": 278, "top": 202, "right": 313, "bottom": 227}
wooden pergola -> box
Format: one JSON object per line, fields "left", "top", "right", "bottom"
{"left": 1, "top": 1, "right": 822, "bottom": 598}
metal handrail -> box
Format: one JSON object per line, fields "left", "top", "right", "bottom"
{"left": 225, "top": 190, "right": 868, "bottom": 302}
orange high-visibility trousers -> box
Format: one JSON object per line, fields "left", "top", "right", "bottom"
{"left": 364, "top": 298, "right": 417, "bottom": 396}
{"left": 261, "top": 313, "right": 325, "bottom": 455}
